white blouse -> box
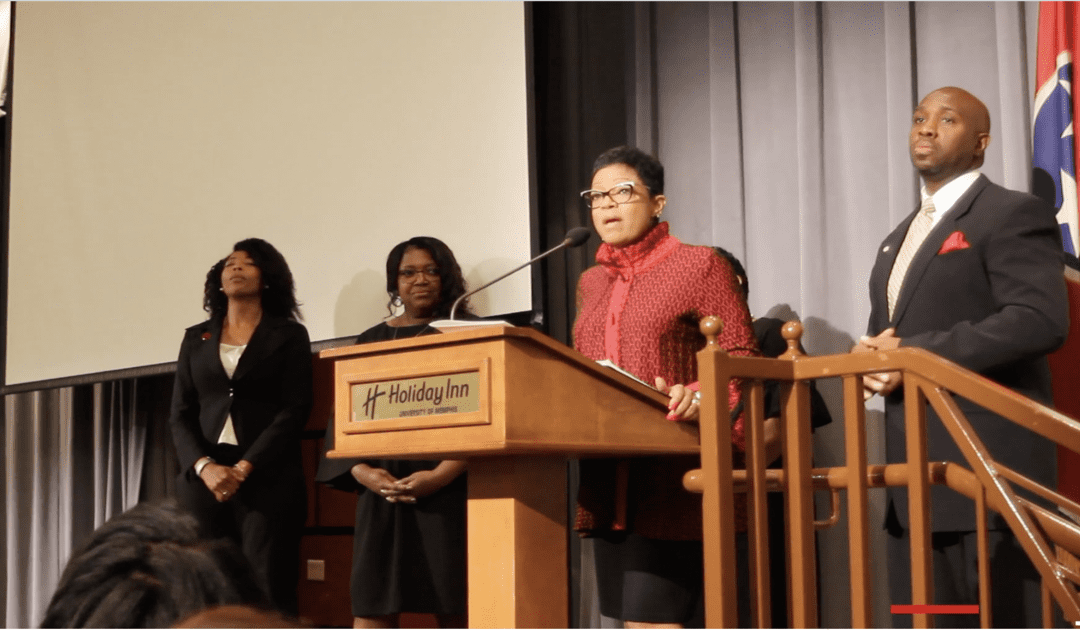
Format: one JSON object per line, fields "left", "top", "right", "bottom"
{"left": 216, "top": 342, "right": 246, "bottom": 445}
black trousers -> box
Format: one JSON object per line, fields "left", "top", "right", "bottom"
{"left": 886, "top": 526, "right": 1048, "bottom": 628}
{"left": 175, "top": 447, "right": 307, "bottom": 615}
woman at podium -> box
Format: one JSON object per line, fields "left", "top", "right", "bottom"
{"left": 574, "top": 147, "right": 759, "bottom": 627}
{"left": 168, "top": 238, "right": 313, "bottom": 615}
{"left": 317, "top": 236, "right": 470, "bottom": 629}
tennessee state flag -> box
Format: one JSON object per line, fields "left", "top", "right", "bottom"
{"left": 1037, "top": 2, "right": 1080, "bottom": 508}
{"left": 1034, "top": 2, "right": 1080, "bottom": 256}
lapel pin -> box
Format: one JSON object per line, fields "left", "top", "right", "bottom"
{"left": 201, "top": 332, "right": 212, "bottom": 341}
{"left": 883, "top": 245, "right": 891, "bottom": 252}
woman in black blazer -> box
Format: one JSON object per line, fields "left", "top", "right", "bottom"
{"left": 169, "top": 237, "right": 313, "bottom": 615}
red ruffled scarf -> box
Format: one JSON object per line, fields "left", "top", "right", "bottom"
{"left": 595, "top": 221, "right": 680, "bottom": 281}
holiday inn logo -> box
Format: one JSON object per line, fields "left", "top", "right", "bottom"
{"left": 352, "top": 372, "right": 480, "bottom": 421}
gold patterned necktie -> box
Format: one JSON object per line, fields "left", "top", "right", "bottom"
{"left": 886, "top": 197, "right": 936, "bottom": 320}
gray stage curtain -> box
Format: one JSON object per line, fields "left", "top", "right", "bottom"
{"left": 574, "top": 2, "right": 1039, "bottom": 627}
{"left": 1, "top": 374, "right": 175, "bottom": 627}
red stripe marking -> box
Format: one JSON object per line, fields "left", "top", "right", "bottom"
{"left": 891, "top": 604, "right": 980, "bottom": 615}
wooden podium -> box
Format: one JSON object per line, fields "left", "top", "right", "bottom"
{"left": 320, "top": 325, "right": 700, "bottom": 628}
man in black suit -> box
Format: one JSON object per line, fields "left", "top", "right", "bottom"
{"left": 855, "top": 87, "right": 1068, "bottom": 627}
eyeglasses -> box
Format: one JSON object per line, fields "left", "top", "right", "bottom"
{"left": 398, "top": 267, "right": 440, "bottom": 281}
{"left": 579, "top": 182, "right": 640, "bottom": 209}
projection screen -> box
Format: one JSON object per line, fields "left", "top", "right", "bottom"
{"left": 6, "top": 2, "right": 532, "bottom": 385}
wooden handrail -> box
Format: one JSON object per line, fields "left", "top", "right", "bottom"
{"left": 909, "top": 354, "right": 1073, "bottom": 450}
{"left": 724, "top": 349, "right": 1080, "bottom": 454}
{"left": 685, "top": 463, "right": 1080, "bottom": 561}
{"left": 690, "top": 316, "right": 1080, "bottom": 628}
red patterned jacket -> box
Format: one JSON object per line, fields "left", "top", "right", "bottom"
{"left": 573, "top": 222, "right": 759, "bottom": 540}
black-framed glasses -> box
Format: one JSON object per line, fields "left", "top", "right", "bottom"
{"left": 579, "top": 181, "right": 639, "bottom": 209}
{"left": 398, "top": 267, "right": 440, "bottom": 281}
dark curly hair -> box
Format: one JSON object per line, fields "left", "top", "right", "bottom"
{"left": 203, "top": 238, "right": 302, "bottom": 321}
{"left": 384, "top": 236, "right": 470, "bottom": 318}
{"left": 40, "top": 500, "right": 269, "bottom": 629}
{"left": 713, "top": 246, "right": 749, "bottom": 300}
{"left": 591, "top": 145, "right": 664, "bottom": 196}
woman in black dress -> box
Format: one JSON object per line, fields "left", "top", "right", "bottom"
{"left": 317, "top": 236, "right": 470, "bottom": 629}
{"left": 169, "top": 237, "right": 312, "bottom": 616}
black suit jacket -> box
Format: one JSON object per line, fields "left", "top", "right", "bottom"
{"left": 168, "top": 315, "right": 314, "bottom": 478}
{"left": 867, "top": 175, "right": 1068, "bottom": 532}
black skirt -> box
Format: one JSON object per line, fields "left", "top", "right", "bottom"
{"left": 348, "top": 460, "right": 467, "bottom": 616}
{"left": 314, "top": 322, "right": 467, "bottom": 616}
{"left": 593, "top": 530, "right": 705, "bottom": 625}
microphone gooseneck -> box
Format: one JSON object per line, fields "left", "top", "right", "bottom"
{"left": 449, "top": 227, "right": 591, "bottom": 320}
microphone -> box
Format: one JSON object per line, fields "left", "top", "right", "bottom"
{"left": 449, "top": 227, "right": 591, "bottom": 320}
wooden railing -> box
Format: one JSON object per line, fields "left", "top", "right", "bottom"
{"left": 686, "top": 316, "right": 1080, "bottom": 628}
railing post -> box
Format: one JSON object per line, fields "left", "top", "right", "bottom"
{"left": 975, "top": 486, "right": 990, "bottom": 628}
{"left": 843, "top": 374, "right": 872, "bottom": 627}
{"left": 745, "top": 379, "right": 771, "bottom": 628}
{"left": 903, "top": 374, "right": 934, "bottom": 629}
{"left": 698, "top": 316, "right": 738, "bottom": 628}
{"left": 779, "top": 322, "right": 817, "bottom": 628}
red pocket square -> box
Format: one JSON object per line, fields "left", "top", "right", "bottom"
{"left": 938, "top": 231, "right": 971, "bottom": 254}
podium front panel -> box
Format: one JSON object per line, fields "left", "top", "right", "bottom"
{"left": 323, "top": 326, "right": 699, "bottom": 461}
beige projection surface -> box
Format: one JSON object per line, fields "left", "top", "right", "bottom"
{"left": 7, "top": 2, "right": 531, "bottom": 385}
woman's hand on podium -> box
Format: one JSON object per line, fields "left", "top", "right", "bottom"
{"left": 655, "top": 377, "right": 700, "bottom": 421}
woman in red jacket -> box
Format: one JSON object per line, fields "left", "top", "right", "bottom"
{"left": 574, "top": 146, "right": 759, "bottom": 628}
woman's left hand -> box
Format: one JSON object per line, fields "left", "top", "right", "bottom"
{"left": 390, "top": 471, "right": 439, "bottom": 503}
{"left": 655, "top": 377, "right": 699, "bottom": 421}
{"left": 232, "top": 460, "right": 253, "bottom": 482}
